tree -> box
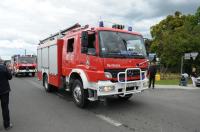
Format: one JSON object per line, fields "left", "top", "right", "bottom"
{"left": 150, "top": 7, "right": 200, "bottom": 73}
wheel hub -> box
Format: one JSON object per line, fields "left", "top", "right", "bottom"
{"left": 73, "top": 86, "right": 82, "bottom": 103}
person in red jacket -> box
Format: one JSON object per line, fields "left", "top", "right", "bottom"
{"left": 148, "top": 61, "right": 157, "bottom": 89}
{"left": 0, "top": 62, "right": 13, "bottom": 130}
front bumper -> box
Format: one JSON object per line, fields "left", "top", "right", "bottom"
{"left": 87, "top": 68, "right": 149, "bottom": 97}
{"left": 16, "top": 69, "right": 36, "bottom": 73}
{"left": 96, "top": 79, "right": 149, "bottom": 96}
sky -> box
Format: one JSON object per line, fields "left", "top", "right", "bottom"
{"left": 0, "top": 0, "right": 199, "bottom": 60}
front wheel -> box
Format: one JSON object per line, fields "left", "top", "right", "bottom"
{"left": 43, "top": 75, "right": 53, "bottom": 92}
{"left": 32, "top": 72, "right": 35, "bottom": 77}
{"left": 118, "top": 94, "right": 133, "bottom": 101}
{"left": 72, "top": 79, "right": 88, "bottom": 108}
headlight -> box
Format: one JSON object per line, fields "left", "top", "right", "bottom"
{"left": 99, "top": 86, "right": 115, "bottom": 92}
{"left": 104, "top": 72, "right": 112, "bottom": 79}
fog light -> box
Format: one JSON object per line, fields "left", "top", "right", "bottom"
{"left": 99, "top": 86, "right": 115, "bottom": 92}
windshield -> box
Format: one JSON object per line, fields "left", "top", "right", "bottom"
{"left": 19, "top": 57, "right": 36, "bottom": 64}
{"left": 99, "top": 31, "right": 147, "bottom": 58}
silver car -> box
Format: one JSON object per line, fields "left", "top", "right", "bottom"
{"left": 196, "top": 77, "right": 200, "bottom": 87}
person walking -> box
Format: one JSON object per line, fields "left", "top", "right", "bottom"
{"left": 0, "top": 62, "right": 13, "bottom": 130}
{"left": 148, "top": 61, "right": 157, "bottom": 89}
{"left": 191, "top": 68, "right": 197, "bottom": 87}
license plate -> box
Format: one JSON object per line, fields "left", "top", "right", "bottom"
{"left": 126, "top": 82, "right": 136, "bottom": 87}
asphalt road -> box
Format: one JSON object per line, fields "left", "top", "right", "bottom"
{"left": 0, "top": 77, "right": 200, "bottom": 132}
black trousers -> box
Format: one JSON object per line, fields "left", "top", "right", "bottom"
{"left": 149, "top": 76, "right": 155, "bottom": 88}
{"left": 0, "top": 93, "right": 10, "bottom": 128}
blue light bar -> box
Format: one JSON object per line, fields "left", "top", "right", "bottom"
{"left": 128, "top": 26, "right": 132, "bottom": 31}
{"left": 99, "top": 21, "right": 104, "bottom": 27}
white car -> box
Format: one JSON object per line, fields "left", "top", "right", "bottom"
{"left": 196, "top": 77, "right": 200, "bottom": 87}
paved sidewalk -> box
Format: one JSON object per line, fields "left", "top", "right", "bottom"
{"left": 155, "top": 84, "right": 200, "bottom": 90}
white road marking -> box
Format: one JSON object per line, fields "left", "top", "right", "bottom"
{"left": 96, "top": 114, "right": 122, "bottom": 127}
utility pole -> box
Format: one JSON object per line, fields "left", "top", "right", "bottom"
{"left": 180, "top": 56, "right": 183, "bottom": 75}
{"left": 25, "top": 49, "right": 26, "bottom": 56}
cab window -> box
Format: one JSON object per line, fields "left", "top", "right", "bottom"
{"left": 67, "top": 38, "right": 74, "bottom": 52}
{"left": 82, "top": 33, "right": 96, "bottom": 55}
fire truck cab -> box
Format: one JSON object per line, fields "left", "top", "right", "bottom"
{"left": 37, "top": 23, "right": 149, "bottom": 108}
{"left": 11, "top": 55, "right": 37, "bottom": 77}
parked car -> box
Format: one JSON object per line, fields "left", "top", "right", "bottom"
{"left": 196, "top": 77, "right": 200, "bottom": 87}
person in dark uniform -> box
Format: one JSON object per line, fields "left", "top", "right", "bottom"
{"left": 148, "top": 61, "right": 157, "bottom": 89}
{"left": 0, "top": 62, "right": 13, "bottom": 130}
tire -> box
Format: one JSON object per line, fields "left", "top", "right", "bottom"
{"left": 32, "top": 72, "right": 35, "bottom": 77}
{"left": 14, "top": 73, "right": 18, "bottom": 77}
{"left": 25, "top": 73, "right": 29, "bottom": 77}
{"left": 118, "top": 94, "right": 133, "bottom": 101}
{"left": 43, "top": 75, "right": 53, "bottom": 92}
{"left": 72, "top": 79, "right": 88, "bottom": 108}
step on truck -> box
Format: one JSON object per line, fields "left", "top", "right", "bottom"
{"left": 11, "top": 55, "right": 37, "bottom": 77}
{"left": 37, "top": 22, "right": 149, "bottom": 108}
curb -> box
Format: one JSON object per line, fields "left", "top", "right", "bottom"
{"left": 155, "top": 85, "right": 200, "bottom": 90}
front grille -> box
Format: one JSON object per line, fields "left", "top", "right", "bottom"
{"left": 105, "top": 69, "right": 140, "bottom": 78}
{"left": 105, "top": 69, "right": 144, "bottom": 82}
{"left": 19, "top": 66, "right": 35, "bottom": 70}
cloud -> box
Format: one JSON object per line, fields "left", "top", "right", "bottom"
{"left": 0, "top": 39, "right": 36, "bottom": 49}
{"left": 0, "top": 0, "right": 199, "bottom": 59}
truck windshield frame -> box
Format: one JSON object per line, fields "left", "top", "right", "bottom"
{"left": 98, "top": 31, "right": 147, "bottom": 58}
{"left": 18, "top": 57, "right": 36, "bottom": 64}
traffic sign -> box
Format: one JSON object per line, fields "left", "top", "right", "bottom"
{"left": 190, "top": 52, "right": 198, "bottom": 60}
{"left": 184, "top": 53, "right": 190, "bottom": 60}
{"left": 184, "top": 52, "right": 199, "bottom": 60}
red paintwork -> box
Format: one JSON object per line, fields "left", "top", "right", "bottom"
{"left": 38, "top": 25, "right": 148, "bottom": 87}
{"left": 49, "top": 74, "right": 59, "bottom": 88}
{"left": 61, "top": 27, "right": 147, "bottom": 83}
{"left": 56, "top": 39, "right": 64, "bottom": 87}
{"left": 38, "top": 71, "right": 42, "bottom": 80}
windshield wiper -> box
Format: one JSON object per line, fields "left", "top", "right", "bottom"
{"left": 131, "top": 53, "right": 145, "bottom": 58}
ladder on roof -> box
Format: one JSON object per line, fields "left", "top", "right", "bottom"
{"left": 39, "top": 23, "right": 81, "bottom": 44}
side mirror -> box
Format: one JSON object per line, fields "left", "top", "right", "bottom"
{"left": 81, "top": 31, "right": 88, "bottom": 53}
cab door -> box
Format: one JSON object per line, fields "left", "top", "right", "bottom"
{"left": 79, "top": 32, "right": 103, "bottom": 82}
{"left": 63, "top": 36, "right": 76, "bottom": 75}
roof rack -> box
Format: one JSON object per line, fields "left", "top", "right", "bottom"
{"left": 39, "top": 23, "right": 81, "bottom": 44}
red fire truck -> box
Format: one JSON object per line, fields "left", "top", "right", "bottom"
{"left": 11, "top": 55, "right": 37, "bottom": 77}
{"left": 37, "top": 23, "right": 149, "bottom": 107}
